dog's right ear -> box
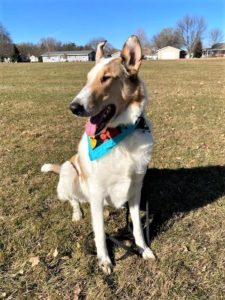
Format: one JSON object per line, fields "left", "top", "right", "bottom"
{"left": 95, "top": 40, "right": 107, "bottom": 64}
{"left": 121, "top": 35, "right": 142, "bottom": 76}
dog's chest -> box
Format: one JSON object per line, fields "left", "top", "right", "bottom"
{"left": 79, "top": 122, "right": 153, "bottom": 185}
{"left": 78, "top": 126, "right": 152, "bottom": 208}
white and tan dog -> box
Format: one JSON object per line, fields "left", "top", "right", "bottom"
{"left": 41, "top": 36, "right": 155, "bottom": 274}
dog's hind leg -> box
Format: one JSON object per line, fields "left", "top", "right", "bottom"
{"left": 57, "top": 161, "right": 83, "bottom": 221}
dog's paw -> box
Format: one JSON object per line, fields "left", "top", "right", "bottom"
{"left": 72, "top": 210, "right": 83, "bottom": 222}
{"left": 142, "top": 247, "right": 156, "bottom": 261}
{"left": 98, "top": 257, "right": 112, "bottom": 275}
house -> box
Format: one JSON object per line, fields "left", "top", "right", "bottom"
{"left": 41, "top": 50, "right": 96, "bottom": 62}
{"left": 30, "top": 55, "right": 39, "bottom": 62}
{"left": 112, "top": 51, "right": 159, "bottom": 60}
{"left": 157, "top": 46, "right": 181, "bottom": 60}
{"left": 144, "top": 54, "right": 158, "bottom": 60}
{"left": 3, "top": 57, "right": 11, "bottom": 63}
{"left": 111, "top": 51, "right": 121, "bottom": 58}
{"left": 202, "top": 43, "right": 225, "bottom": 58}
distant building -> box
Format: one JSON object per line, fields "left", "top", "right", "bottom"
{"left": 144, "top": 54, "right": 158, "bottom": 60}
{"left": 157, "top": 46, "right": 181, "bottom": 60}
{"left": 4, "top": 57, "right": 11, "bottom": 63}
{"left": 111, "top": 51, "right": 121, "bottom": 58}
{"left": 111, "top": 50, "right": 159, "bottom": 60}
{"left": 202, "top": 43, "right": 225, "bottom": 58}
{"left": 30, "top": 55, "right": 39, "bottom": 63}
{"left": 41, "top": 50, "right": 96, "bottom": 62}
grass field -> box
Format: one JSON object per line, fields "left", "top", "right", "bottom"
{"left": 0, "top": 59, "right": 225, "bottom": 300}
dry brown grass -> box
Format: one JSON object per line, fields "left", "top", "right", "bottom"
{"left": 0, "top": 59, "right": 225, "bottom": 299}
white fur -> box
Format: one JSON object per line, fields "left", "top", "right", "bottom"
{"left": 41, "top": 163, "right": 52, "bottom": 173}
{"left": 42, "top": 55, "right": 155, "bottom": 274}
{"left": 52, "top": 105, "right": 155, "bottom": 273}
{"left": 74, "top": 85, "right": 92, "bottom": 110}
{"left": 88, "top": 57, "right": 114, "bottom": 83}
{"left": 56, "top": 161, "right": 83, "bottom": 221}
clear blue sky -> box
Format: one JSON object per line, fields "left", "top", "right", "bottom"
{"left": 1, "top": 0, "right": 225, "bottom": 48}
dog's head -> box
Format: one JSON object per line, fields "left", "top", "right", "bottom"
{"left": 70, "top": 35, "right": 146, "bottom": 136}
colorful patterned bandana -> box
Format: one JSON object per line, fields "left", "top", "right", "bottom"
{"left": 87, "top": 116, "right": 150, "bottom": 161}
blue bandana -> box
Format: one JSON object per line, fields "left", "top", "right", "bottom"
{"left": 87, "top": 116, "right": 150, "bottom": 161}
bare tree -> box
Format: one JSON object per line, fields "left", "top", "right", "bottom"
{"left": 152, "top": 27, "right": 183, "bottom": 50}
{"left": 177, "top": 15, "right": 207, "bottom": 57}
{"left": 17, "top": 42, "right": 43, "bottom": 57}
{"left": 39, "top": 37, "right": 62, "bottom": 52}
{"left": 86, "top": 37, "right": 116, "bottom": 56}
{"left": 86, "top": 37, "right": 104, "bottom": 50}
{"left": 60, "top": 42, "right": 78, "bottom": 51}
{"left": 0, "top": 23, "right": 14, "bottom": 61}
{"left": 135, "top": 28, "right": 149, "bottom": 46}
{"left": 134, "top": 28, "right": 153, "bottom": 55}
{"left": 208, "top": 28, "right": 224, "bottom": 47}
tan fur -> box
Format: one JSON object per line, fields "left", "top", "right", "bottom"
{"left": 77, "top": 154, "right": 87, "bottom": 181}
{"left": 69, "top": 154, "right": 86, "bottom": 180}
{"left": 95, "top": 40, "right": 107, "bottom": 64}
{"left": 49, "top": 164, "right": 61, "bottom": 174}
{"left": 87, "top": 56, "right": 145, "bottom": 119}
{"left": 42, "top": 36, "right": 155, "bottom": 274}
{"left": 120, "top": 35, "right": 142, "bottom": 75}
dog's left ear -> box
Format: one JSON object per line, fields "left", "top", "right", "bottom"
{"left": 121, "top": 35, "right": 142, "bottom": 76}
{"left": 95, "top": 40, "right": 107, "bottom": 64}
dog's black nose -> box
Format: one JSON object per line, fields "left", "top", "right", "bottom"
{"left": 69, "top": 102, "right": 85, "bottom": 116}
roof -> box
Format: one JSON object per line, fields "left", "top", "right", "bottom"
{"left": 41, "top": 50, "right": 95, "bottom": 57}
{"left": 111, "top": 51, "right": 121, "bottom": 57}
{"left": 211, "top": 43, "right": 225, "bottom": 50}
{"left": 203, "top": 43, "right": 225, "bottom": 51}
{"left": 157, "top": 46, "right": 181, "bottom": 52}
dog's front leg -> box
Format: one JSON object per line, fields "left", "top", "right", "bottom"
{"left": 129, "top": 179, "right": 156, "bottom": 261}
{"left": 90, "top": 193, "right": 112, "bottom": 274}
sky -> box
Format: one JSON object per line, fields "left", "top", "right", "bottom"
{"left": 1, "top": 0, "right": 225, "bottom": 48}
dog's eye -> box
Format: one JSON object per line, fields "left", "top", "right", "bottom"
{"left": 102, "top": 75, "right": 111, "bottom": 83}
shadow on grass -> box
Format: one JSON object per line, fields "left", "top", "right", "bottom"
{"left": 141, "top": 165, "right": 225, "bottom": 241}
{"left": 85, "top": 165, "right": 225, "bottom": 263}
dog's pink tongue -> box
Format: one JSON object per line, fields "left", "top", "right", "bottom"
{"left": 85, "top": 121, "right": 97, "bottom": 136}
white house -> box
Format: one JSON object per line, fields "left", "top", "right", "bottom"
{"left": 111, "top": 51, "right": 121, "bottom": 58}
{"left": 41, "top": 50, "right": 95, "bottom": 62}
{"left": 157, "top": 46, "right": 181, "bottom": 60}
{"left": 202, "top": 43, "right": 225, "bottom": 58}
{"left": 145, "top": 54, "right": 158, "bottom": 60}
{"left": 30, "top": 55, "right": 39, "bottom": 62}
{"left": 4, "top": 57, "right": 11, "bottom": 63}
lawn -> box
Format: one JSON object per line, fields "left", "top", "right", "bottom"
{"left": 0, "top": 59, "right": 225, "bottom": 299}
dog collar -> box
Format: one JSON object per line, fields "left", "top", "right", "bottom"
{"left": 87, "top": 116, "right": 150, "bottom": 161}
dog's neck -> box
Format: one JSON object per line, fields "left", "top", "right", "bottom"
{"left": 87, "top": 115, "right": 150, "bottom": 161}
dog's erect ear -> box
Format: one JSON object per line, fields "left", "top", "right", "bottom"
{"left": 121, "top": 35, "right": 142, "bottom": 75}
{"left": 95, "top": 40, "right": 107, "bottom": 64}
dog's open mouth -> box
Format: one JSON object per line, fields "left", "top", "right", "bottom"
{"left": 85, "top": 104, "right": 116, "bottom": 136}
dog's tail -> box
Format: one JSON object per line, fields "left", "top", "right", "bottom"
{"left": 41, "top": 163, "right": 61, "bottom": 174}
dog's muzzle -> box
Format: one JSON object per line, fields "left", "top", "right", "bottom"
{"left": 69, "top": 102, "right": 86, "bottom": 116}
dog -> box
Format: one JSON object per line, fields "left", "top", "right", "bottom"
{"left": 41, "top": 35, "right": 155, "bottom": 274}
